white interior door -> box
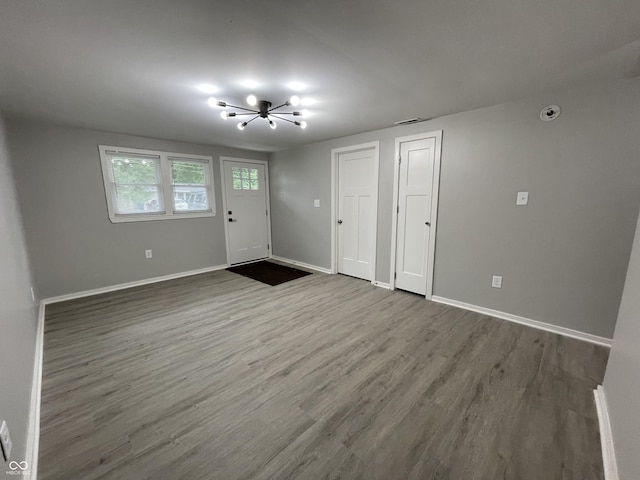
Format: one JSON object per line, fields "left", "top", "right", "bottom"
{"left": 395, "top": 137, "right": 436, "bottom": 295}
{"left": 337, "top": 148, "right": 377, "bottom": 280}
{"left": 223, "top": 160, "right": 270, "bottom": 265}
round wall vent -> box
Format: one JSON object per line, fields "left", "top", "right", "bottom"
{"left": 540, "top": 105, "right": 561, "bottom": 121}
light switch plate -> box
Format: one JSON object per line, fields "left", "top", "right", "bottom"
{"left": 516, "top": 192, "right": 529, "bottom": 205}
{"left": 314, "top": 199, "right": 320, "bottom": 208}
{"left": 492, "top": 276, "right": 503, "bottom": 289}
{"left": 145, "top": 249, "right": 153, "bottom": 259}
{"left": 0, "top": 420, "right": 12, "bottom": 461}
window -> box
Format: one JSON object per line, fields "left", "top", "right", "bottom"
{"left": 232, "top": 166, "right": 259, "bottom": 190}
{"left": 99, "top": 146, "right": 215, "bottom": 223}
{"left": 170, "top": 157, "right": 211, "bottom": 212}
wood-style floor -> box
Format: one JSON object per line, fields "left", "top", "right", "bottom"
{"left": 40, "top": 269, "right": 608, "bottom": 480}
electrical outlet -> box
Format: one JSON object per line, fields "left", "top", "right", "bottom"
{"left": 145, "top": 249, "right": 153, "bottom": 259}
{"left": 492, "top": 275, "right": 503, "bottom": 288}
{"left": 0, "top": 420, "right": 12, "bottom": 461}
{"left": 314, "top": 199, "right": 320, "bottom": 208}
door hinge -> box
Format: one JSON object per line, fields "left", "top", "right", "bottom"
{"left": 267, "top": 244, "right": 270, "bottom": 250}
{"left": 397, "top": 205, "right": 399, "bottom": 213}
{"left": 398, "top": 156, "right": 402, "bottom": 164}
{"left": 266, "top": 210, "right": 268, "bottom": 216}
{"left": 394, "top": 272, "right": 397, "bottom": 279}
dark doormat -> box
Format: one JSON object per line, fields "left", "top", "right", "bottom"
{"left": 227, "top": 261, "right": 313, "bottom": 286}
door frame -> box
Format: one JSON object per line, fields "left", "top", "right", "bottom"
{"left": 219, "top": 156, "right": 273, "bottom": 266}
{"left": 389, "top": 131, "right": 443, "bottom": 299}
{"left": 330, "top": 141, "right": 380, "bottom": 283}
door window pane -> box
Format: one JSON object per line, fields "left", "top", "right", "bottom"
{"left": 232, "top": 166, "right": 260, "bottom": 190}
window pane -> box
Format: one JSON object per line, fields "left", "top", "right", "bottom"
{"left": 114, "top": 185, "right": 163, "bottom": 214}
{"left": 250, "top": 179, "right": 259, "bottom": 190}
{"left": 241, "top": 168, "right": 249, "bottom": 177}
{"left": 249, "top": 169, "right": 258, "bottom": 179}
{"left": 232, "top": 167, "right": 241, "bottom": 178}
{"left": 242, "top": 179, "right": 250, "bottom": 190}
{"left": 173, "top": 186, "right": 209, "bottom": 211}
{"left": 172, "top": 161, "right": 206, "bottom": 185}
{"left": 111, "top": 157, "right": 159, "bottom": 184}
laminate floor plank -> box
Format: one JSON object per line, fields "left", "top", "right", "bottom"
{"left": 40, "top": 270, "right": 608, "bottom": 479}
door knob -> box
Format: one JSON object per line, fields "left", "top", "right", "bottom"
{"left": 337, "top": 219, "right": 343, "bottom": 224}
{"left": 229, "top": 218, "right": 236, "bottom": 222}
{"left": 425, "top": 222, "right": 431, "bottom": 226}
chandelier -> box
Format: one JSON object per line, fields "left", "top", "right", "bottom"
{"left": 209, "top": 95, "right": 308, "bottom": 130}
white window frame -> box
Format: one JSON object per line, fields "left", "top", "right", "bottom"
{"left": 99, "top": 145, "right": 216, "bottom": 223}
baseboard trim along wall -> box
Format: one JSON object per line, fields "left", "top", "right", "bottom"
{"left": 594, "top": 386, "right": 619, "bottom": 480}
{"left": 43, "top": 264, "right": 229, "bottom": 305}
{"left": 372, "top": 281, "right": 391, "bottom": 289}
{"left": 270, "top": 255, "right": 333, "bottom": 275}
{"left": 431, "top": 296, "right": 612, "bottom": 347}
{"left": 25, "top": 302, "right": 45, "bottom": 480}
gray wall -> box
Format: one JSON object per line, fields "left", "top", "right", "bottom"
{"left": 7, "top": 121, "right": 267, "bottom": 298}
{"left": 0, "top": 113, "right": 38, "bottom": 471}
{"left": 269, "top": 78, "right": 640, "bottom": 339}
{"left": 603, "top": 208, "right": 640, "bottom": 479}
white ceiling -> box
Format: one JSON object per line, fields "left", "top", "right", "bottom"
{"left": 1, "top": 0, "right": 639, "bottom": 152}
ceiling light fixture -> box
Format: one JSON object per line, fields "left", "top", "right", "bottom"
{"left": 210, "top": 95, "right": 309, "bottom": 130}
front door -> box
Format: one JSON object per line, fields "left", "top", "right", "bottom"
{"left": 394, "top": 137, "right": 436, "bottom": 295}
{"left": 223, "top": 160, "right": 270, "bottom": 265}
{"left": 337, "top": 148, "right": 377, "bottom": 280}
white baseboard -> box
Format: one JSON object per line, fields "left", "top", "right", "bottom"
{"left": 43, "top": 264, "right": 228, "bottom": 304}
{"left": 25, "top": 301, "right": 45, "bottom": 480}
{"left": 431, "top": 295, "right": 612, "bottom": 348}
{"left": 269, "top": 255, "right": 332, "bottom": 275}
{"left": 372, "top": 281, "right": 391, "bottom": 289}
{"left": 594, "top": 386, "right": 619, "bottom": 480}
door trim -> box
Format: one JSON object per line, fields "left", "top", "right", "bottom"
{"left": 219, "top": 156, "right": 273, "bottom": 266}
{"left": 389, "top": 131, "right": 443, "bottom": 299}
{"left": 330, "top": 142, "right": 380, "bottom": 282}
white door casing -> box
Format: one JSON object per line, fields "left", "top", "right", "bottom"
{"left": 331, "top": 143, "right": 379, "bottom": 282}
{"left": 221, "top": 158, "right": 271, "bottom": 265}
{"left": 390, "top": 131, "right": 442, "bottom": 298}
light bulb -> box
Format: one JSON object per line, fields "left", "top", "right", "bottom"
{"left": 207, "top": 97, "right": 218, "bottom": 108}
{"left": 301, "top": 109, "right": 310, "bottom": 118}
{"left": 269, "top": 120, "right": 277, "bottom": 130}
{"left": 290, "top": 95, "right": 300, "bottom": 106}
{"left": 220, "top": 111, "right": 228, "bottom": 120}
{"left": 247, "top": 94, "right": 257, "bottom": 106}
{"left": 300, "top": 121, "right": 307, "bottom": 129}
{"left": 237, "top": 122, "right": 246, "bottom": 131}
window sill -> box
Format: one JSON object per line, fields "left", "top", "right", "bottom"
{"left": 109, "top": 212, "right": 216, "bottom": 224}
